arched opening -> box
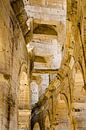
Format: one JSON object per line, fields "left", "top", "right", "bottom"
{"left": 73, "top": 64, "right": 85, "bottom": 102}
{"left": 45, "top": 115, "right": 50, "bottom": 130}
{"left": 54, "top": 93, "right": 70, "bottom": 130}
{"left": 72, "top": 64, "right": 86, "bottom": 130}
{"left": 33, "top": 122, "right": 40, "bottom": 130}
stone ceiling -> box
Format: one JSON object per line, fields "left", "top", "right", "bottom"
{"left": 25, "top": 0, "right": 66, "bottom": 69}
{"left": 10, "top": 0, "right": 66, "bottom": 98}
{"left": 23, "top": 0, "right": 67, "bottom": 95}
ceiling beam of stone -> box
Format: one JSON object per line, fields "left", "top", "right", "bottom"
{"left": 32, "top": 69, "right": 59, "bottom": 74}
{"left": 25, "top": 5, "right": 66, "bottom": 23}
{"left": 23, "top": 0, "right": 66, "bottom": 8}
{"left": 34, "top": 19, "right": 61, "bottom": 26}
{"left": 33, "top": 34, "right": 57, "bottom": 40}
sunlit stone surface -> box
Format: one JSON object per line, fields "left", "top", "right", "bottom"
{"left": 0, "top": 0, "right": 86, "bottom": 130}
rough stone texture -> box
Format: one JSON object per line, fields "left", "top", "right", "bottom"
{"left": 30, "top": 0, "right": 86, "bottom": 130}
{"left": 0, "top": 0, "right": 86, "bottom": 130}
{"left": 0, "top": 0, "right": 31, "bottom": 130}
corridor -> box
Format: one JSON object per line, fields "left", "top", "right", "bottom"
{"left": 0, "top": 0, "right": 86, "bottom": 130}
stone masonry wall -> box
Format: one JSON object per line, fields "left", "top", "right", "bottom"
{"left": 0, "top": 0, "right": 30, "bottom": 130}
{"left": 31, "top": 0, "right": 86, "bottom": 130}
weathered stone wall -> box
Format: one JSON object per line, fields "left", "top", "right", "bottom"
{"left": 0, "top": 0, "right": 86, "bottom": 130}
{"left": 0, "top": 0, "right": 31, "bottom": 130}
{"left": 31, "top": 0, "right": 86, "bottom": 130}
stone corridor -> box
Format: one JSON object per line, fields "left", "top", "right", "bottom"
{"left": 0, "top": 0, "right": 86, "bottom": 130}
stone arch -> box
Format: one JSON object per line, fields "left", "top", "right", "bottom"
{"left": 44, "top": 113, "right": 51, "bottom": 130}
{"left": 67, "top": 0, "right": 86, "bottom": 88}
{"left": 54, "top": 93, "right": 70, "bottom": 130}
{"left": 72, "top": 62, "right": 85, "bottom": 102}
{"left": 33, "top": 122, "right": 40, "bottom": 130}
{"left": 70, "top": 62, "right": 86, "bottom": 130}
{"left": 73, "top": 62, "right": 84, "bottom": 89}
{"left": 60, "top": 93, "right": 69, "bottom": 110}
{"left": 77, "top": 61, "right": 85, "bottom": 88}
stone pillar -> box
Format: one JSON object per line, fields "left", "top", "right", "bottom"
{"left": 18, "top": 110, "right": 31, "bottom": 130}
{"left": 18, "top": 70, "right": 31, "bottom": 130}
